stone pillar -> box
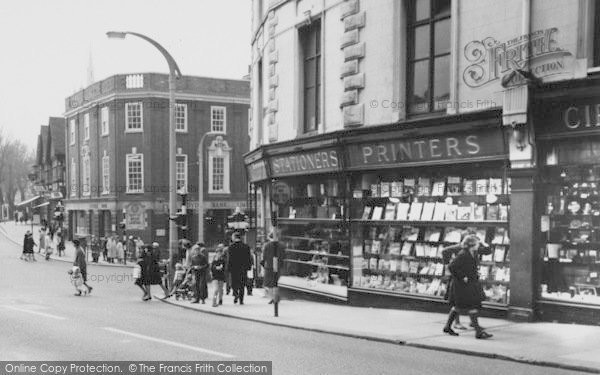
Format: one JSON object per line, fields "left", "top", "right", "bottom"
{"left": 340, "top": 0, "right": 365, "bottom": 127}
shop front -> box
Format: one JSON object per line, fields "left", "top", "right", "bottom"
{"left": 344, "top": 112, "right": 512, "bottom": 315}
{"left": 534, "top": 80, "right": 600, "bottom": 324}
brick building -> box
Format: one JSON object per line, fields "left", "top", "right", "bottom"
{"left": 64, "top": 73, "right": 250, "bottom": 250}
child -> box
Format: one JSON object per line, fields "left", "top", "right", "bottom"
{"left": 211, "top": 247, "right": 227, "bottom": 307}
{"left": 68, "top": 266, "right": 87, "bottom": 296}
{"left": 168, "top": 263, "right": 187, "bottom": 297}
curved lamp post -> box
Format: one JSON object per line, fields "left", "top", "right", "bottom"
{"left": 107, "top": 31, "right": 182, "bottom": 277}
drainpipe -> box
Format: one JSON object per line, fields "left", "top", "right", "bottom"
{"left": 449, "top": 0, "right": 460, "bottom": 115}
{"left": 320, "top": 0, "right": 326, "bottom": 133}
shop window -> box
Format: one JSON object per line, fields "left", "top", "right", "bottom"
{"left": 350, "top": 165, "right": 511, "bottom": 304}
{"left": 274, "top": 177, "right": 350, "bottom": 298}
{"left": 300, "top": 18, "right": 321, "bottom": 133}
{"left": 125, "top": 102, "right": 143, "bottom": 132}
{"left": 175, "top": 103, "right": 187, "bottom": 132}
{"left": 540, "top": 141, "right": 600, "bottom": 305}
{"left": 407, "top": 0, "right": 451, "bottom": 114}
{"left": 126, "top": 153, "right": 144, "bottom": 193}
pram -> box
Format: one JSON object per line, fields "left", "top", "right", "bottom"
{"left": 173, "top": 269, "right": 195, "bottom": 301}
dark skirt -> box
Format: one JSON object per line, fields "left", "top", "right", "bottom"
{"left": 263, "top": 269, "right": 280, "bottom": 288}
{"left": 449, "top": 277, "right": 485, "bottom": 310}
{"left": 193, "top": 269, "right": 208, "bottom": 300}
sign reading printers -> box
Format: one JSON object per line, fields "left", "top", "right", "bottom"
{"left": 347, "top": 130, "right": 505, "bottom": 169}
{"left": 463, "top": 27, "right": 573, "bottom": 88}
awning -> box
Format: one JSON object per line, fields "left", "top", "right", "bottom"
{"left": 15, "top": 196, "right": 40, "bottom": 207}
{"left": 33, "top": 202, "right": 50, "bottom": 209}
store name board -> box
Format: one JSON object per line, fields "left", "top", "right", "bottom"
{"left": 564, "top": 104, "right": 600, "bottom": 130}
{"left": 187, "top": 200, "right": 247, "bottom": 210}
{"left": 464, "top": 28, "right": 572, "bottom": 88}
{"left": 537, "top": 99, "right": 600, "bottom": 137}
{"left": 247, "top": 160, "right": 268, "bottom": 183}
{"left": 269, "top": 149, "right": 340, "bottom": 177}
{"left": 347, "top": 131, "right": 504, "bottom": 169}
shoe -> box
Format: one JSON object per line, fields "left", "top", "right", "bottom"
{"left": 191, "top": 299, "right": 200, "bottom": 304}
{"left": 234, "top": 298, "right": 238, "bottom": 304}
{"left": 247, "top": 292, "right": 253, "bottom": 296}
{"left": 219, "top": 300, "right": 223, "bottom": 305}
{"left": 201, "top": 300, "right": 205, "bottom": 304}
{"left": 74, "top": 291, "right": 82, "bottom": 296}
{"left": 443, "top": 327, "right": 459, "bottom": 336}
{"left": 476, "top": 331, "right": 493, "bottom": 339}
{"left": 470, "top": 322, "right": 486, "bottom": 330}
{"left": 453, "top": 323, "right": 468, "bottom": 330}
{"left": 239, "top": 300, "right": 244, "bottom": 305}
{"left": 212, "top": 303, "right": 218, "bottom": 307}
{"left": 87, "top": 286, "right": 93, "bottom": 294}
{"left": 268, "top": 300, "right": 274, "bottom": 304}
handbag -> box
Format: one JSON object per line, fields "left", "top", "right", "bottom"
{"left": 247, "top": 269, "right": 254, "bottom": 279}
{"left": 132, "top": 264, "right": 141, "bottom": 279}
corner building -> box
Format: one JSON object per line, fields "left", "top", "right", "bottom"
{"left": 65, "top": 73, "right": 249, "bottom": 251}
{"left": 245, "top": 0, "right": 600, "bottom": 324}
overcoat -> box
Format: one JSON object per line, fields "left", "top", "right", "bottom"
{"left": 448, "top": 249, "right": 485, "bottom": 310}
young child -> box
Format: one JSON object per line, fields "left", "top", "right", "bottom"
{"left": 68, "top": 266, "right": 87, "bottom": 296}
{"left": 168, "top": 263, "right": 187, "bottom": 297}
{"left": 211, "top": 247, "right": 227, "bottom": 307}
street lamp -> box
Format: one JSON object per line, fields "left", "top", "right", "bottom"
{"left": 107, "top": 31, "right": 182, "bottom": 276}
{"left": 197, "top": 131, "right": 220, "bottom": 243}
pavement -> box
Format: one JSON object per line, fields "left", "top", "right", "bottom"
{"left": 1, "top": 221, "right": 599, "bottom": 373}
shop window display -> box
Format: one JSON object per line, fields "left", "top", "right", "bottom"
{"left": 350, "top": 167, "right": 511, "bottom": 305}
{"left": 275, "top": 178, "right": 350, "bottom": 298}
{"left": 540, "top": 165, "right": 600, "bottom": 304}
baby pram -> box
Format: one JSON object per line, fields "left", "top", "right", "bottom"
{"left": 173, "top": 268, "right": 195, "bottom": 301}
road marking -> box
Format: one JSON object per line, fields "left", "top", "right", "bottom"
{"left": 4, "top": 306, "right": 66, "bottom": 320}
{"left": 103, "top": 327, "right": 234, "bottom": 358}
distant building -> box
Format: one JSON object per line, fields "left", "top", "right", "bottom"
{"left": 64, "top": 73, "right": 250, "bottom": 250}
{"left": 30, "top": 117, "right": 66, "bottom": 226}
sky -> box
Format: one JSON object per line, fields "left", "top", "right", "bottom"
{"left": 0, "top": 0, "right": 251, "bottom": 151}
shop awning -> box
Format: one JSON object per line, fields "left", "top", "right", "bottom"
{"left": 33, "top": 202, "right": 50, "bottom": 209}
{"left": 15, "top": 196, "right": 40, "bottom": 207}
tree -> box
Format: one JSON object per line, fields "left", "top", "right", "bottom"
{"left": 0, "top": 134, "right": 35, "bottom": 216}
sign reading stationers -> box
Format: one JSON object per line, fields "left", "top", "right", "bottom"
{"left": 347, "top": 128, "right": 506, "bottom": 170}
{"left": 269, "top": 148, "right": 340, "bottom": 177}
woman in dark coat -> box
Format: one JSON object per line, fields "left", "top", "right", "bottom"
{"left": 446, "top": 235, "right": 492, "bottom": 339}
{"left": 143, "top": 243, "right": 169, "bottom": 300}
{"left": 262, "top": 231, "right": 285, "bottom": 304}
{"left": 190, "top": 244, "right": 209, "bottom": 304}
{"left": 22, "top": 231, "right": 36, "bottom": 261}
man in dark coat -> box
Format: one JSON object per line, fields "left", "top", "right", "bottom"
{"left": 227, "top": 232, "right": 252, "bottom": 305}
{"left": 447, "top": 235, "right": 492, "bottom": 339}
{"left": 73, "top": 239, "right": 92, "bottom": 294}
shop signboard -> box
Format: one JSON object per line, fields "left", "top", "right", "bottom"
{"left": 269, "top": 147, "right": 341, "bottom": 177}
{"left": 536, "top": 96, "right": 600, "bottom": 139}
{"left": 346, "top": 128, "right": 506, "bottom": 170}
{"left": 247, "top": 160, "right": 269, "bottom": 183}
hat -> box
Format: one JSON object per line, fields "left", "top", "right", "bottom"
{"left": 152, "top": 242, "right": 159, "bottom": 247}
{"left": 73, "top": 239, "right": 80, "bottom": 246}
{"left": 232, "top": 232, "right": 241, "bottom": 241}
{"left": 25, "top": 230, "right": 31, "bottom": 235}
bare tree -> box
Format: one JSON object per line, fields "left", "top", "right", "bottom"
{"left": 0, "top": 135, "right": 35, "bottom": 215}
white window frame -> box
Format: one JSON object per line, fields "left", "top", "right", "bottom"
{"left": 175, "top": 103, "right": 188, "bottom": 132}
{"left": 211, "top": 106, "right": 227, "bottom": 134}
{"left": 82, "top": 154, "right": 91, "bottom": 196}
{"left": 70, "top": 157, "right": 77, "bottom": 197}
{"left": 209, "top": 155, "right": 226, "bottom": 193}
{"left": 69, "top": 119, "right": 76, "bottom": 145}
{"left": 176, "top": 154, "right": 188, "bottom": 191}
{"left": 125, "top": 102, "right": 143, "bottom": 133}
{"left": 102, "top": 153, "right": 110, "bottom": 195}
{"left": 126, "top": 153, "right": 144, "bottom": 194}
{"left": 84, "top": 113, "right": 90, "bottom": 141}
{"left": 101, "top": 106, "right": 109, "bottom": 136}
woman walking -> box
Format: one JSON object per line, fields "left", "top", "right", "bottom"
{"left": 445, "top": 235, "right": 492, "bottom": 339}
{"left": 262, "top": 230, "right": 285, "bottom": 306}
{"left": 22, "top": 230, "right": 36, "bottom": 261}
{"left": 210, "top": 245, "right": 227, "bottom": 307}
{"left": 143, "top": 243, "right": 170, "bottom": 300}
{"left": 190, "top": 243, "right": 208, "bottom": 304}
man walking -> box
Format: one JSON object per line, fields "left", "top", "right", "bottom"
{"left": 227, "top": 232, "right": 252, "bottom": 305}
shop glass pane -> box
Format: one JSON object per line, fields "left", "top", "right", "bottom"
{"left": 409, "top": 61, "right": 430, "bottom": 113}
{"left": 414, "top": 25, "right": 430, "bottom": 60}
{"left": 433, "top": 55, "right": 450, "bottom": 111}
{"left": 433, "top": 0, "right": 451, "bottom": 18}
{"left": 415, "top": 0, "right": 431, "bottom": 21}
{"left": 434, "top": 18, "right": 450, "bottom": 55}
{"left": 304, "top": 58, "right": 316, "bottom": 88}
{"left": 304, "top": 87, "right": 316, "bottom": 132}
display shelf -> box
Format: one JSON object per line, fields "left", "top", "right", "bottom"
{"left": 283, "top": 258, "right": 350, "bottom": 270}
{"left": 284, "top": 248, "right": 350, "bottom": 259}
{"left": 278, "top": 275, "right": 348, "bottom": 299}
{"left": 351, "top": 219, "right": 508, "bottom": 227}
